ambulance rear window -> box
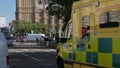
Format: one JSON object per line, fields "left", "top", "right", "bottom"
{"left": 82, "top": 16, "right": 90, "bottom": 27}
{"left": 99, "top": 11, "right": 120, "bottom": 28}
{"left": 82, "top": 16, "right": 90, "bottom": 34}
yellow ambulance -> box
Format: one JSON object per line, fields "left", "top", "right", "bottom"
{"left": 56, "top": 0, "right": 120, "bottom": 68}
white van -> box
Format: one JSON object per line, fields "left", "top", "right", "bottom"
{"left": 0, "top": 32, "right": 9, "bottom": 68}
{"left": 27, "top": 34, "right": 45, "bottom": 42}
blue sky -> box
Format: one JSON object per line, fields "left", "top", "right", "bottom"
{"left": 0, "top": 0, "right": 15, "bottom": 23}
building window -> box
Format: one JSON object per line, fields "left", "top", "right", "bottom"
{"left": 38, "top": 0, "right": 42, "bottom": 4}
{"left": 99, "top": 11, "right": 120, "bottom": 28}
{"left": 48, "top": 14, "right": 51, "bottom": 24}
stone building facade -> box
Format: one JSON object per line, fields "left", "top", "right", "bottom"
{"left": 16, "top": 0, "right": 41, "bottom": 22}
{"left": 16, "top": 0, "right": 63, "bottom": 36}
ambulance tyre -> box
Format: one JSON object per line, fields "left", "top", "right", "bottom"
{"left": 57, "top": 57, "right": 64, "bottom": 68}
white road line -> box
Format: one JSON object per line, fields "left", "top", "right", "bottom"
{"left": 9, "top": 49, "right": 54, "bottom": 62}
{"left": 21, "top": 53, "right": 29, "bottom": 57}
{"left": 16, "top": 52, "right": 42, "bottom": 62}
{"left": 23, "top": 49, "right": 29, "bottom": 51}
{"left": 30, "top": 57, "right": 42, "bottom": 62}
{"left": 15, "top": 50, "right": 20, "bottom": 53}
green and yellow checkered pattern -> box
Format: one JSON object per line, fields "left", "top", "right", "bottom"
{"left": 75, "top": 38, "right": 120, "bottom": 68}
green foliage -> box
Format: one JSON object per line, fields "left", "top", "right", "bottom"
{"left": 13, "top": 20, "right": 48, "bottom": 34}
{"left": 47, "top": 0, "right": 79, "bottom": 31}
{"left": 47, "top": 0, "right": 79, "bottom": 20}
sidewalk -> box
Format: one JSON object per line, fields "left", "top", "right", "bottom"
{"left": 13, "top": 42, "right": 37, "bottom": 46}
{"left": 38, "top": 41, "right": 57, "bottom": 49}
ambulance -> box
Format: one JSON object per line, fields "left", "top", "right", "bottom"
{"left": 56, "top": 0, "right": 120, "bottom": 68}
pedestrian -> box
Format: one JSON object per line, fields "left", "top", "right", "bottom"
{"left": 55, "top": 33, "right": 59, "bottom": 44}
{"left": 36, "top": 37, "right": 38, "bottom": 43}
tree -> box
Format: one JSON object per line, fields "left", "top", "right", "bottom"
{"left": 47, "top": 0, "right": 79, "bottom": 27}
{"left": 13, "top": 20, "right": 48, "bottom": 35}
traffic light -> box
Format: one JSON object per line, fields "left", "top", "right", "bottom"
{"left": 10, "top": 26, "right": 14, "bottom": 32}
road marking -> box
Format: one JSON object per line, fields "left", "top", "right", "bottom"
{"left": 21, "top": 53, "right": 29, "bottom": 57}
{"left": 9, "top": 49, "right": 56, "bottom": 53}
{"left": 17, "top": 52, "right": 42, "bottom": 62}
{"left": 30, "top": 57, "right": 42, "bottom": 62}
{"left": 13, "top": 50, "right": 43, "bottom": 62}
{"left": 15, "top": 50, "right": 20, "bottom": 53}
{"left": 23, "top": 49, "right": 29, "bottom": 51}
{"left": 9, "top": 48, "right": 56, "bottom": 62}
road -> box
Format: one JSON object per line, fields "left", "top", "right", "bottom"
{"left": 8, "top": 42, "right": 58, "bottom": 68}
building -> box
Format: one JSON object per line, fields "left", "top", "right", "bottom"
{"left": 16, "top": 0, "right": 63, "bottom": 36}
{"left": 16, "top": 0, "right": 41, "bottom": 22}
{"left": 39, "top": 0, "right": 63, "bottom": 35}
{"left": 0, "top": 16, "right": 7, "bottom": 28}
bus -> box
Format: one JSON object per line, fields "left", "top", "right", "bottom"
{"left": 56, "top": 0, "right": 120, "bottom": 68}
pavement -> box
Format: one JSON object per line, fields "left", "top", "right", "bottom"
{"left": 13, "top": 41, "right": 57, "bottom": 49}
{"left": 9, "top": 42, "right": 58, "bottom": 68}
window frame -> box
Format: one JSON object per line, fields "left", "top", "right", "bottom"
{"left": 82, "top": 15, "right": 90, "bottom": 35}
{"left": 38, "top": 0, "right": 42, "bottom": 4}
{"left": 99, "top": 11, "right": 120, "bottom": 28}
{"left": 82, "top": 15, "right": 90, "bottom": 28}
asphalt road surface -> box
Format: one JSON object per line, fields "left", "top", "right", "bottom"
{"left": 9, "top": 42, "right": 58, "bottom": 68}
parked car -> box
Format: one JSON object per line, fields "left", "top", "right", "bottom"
{"left": 16, "top": 36, "right": 26, "bottom": 42}
{"left": 27, "top": 34, "right": 45, "bottom": 42}
{"left": 0, "top": 32, "right": 9, "bottom": 68}
{"left": 5, "top": 36, "right": 16, "bottom": 47}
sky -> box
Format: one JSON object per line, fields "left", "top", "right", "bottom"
{"left": 0, "top": 0, "right": 15, "bottom": 24}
